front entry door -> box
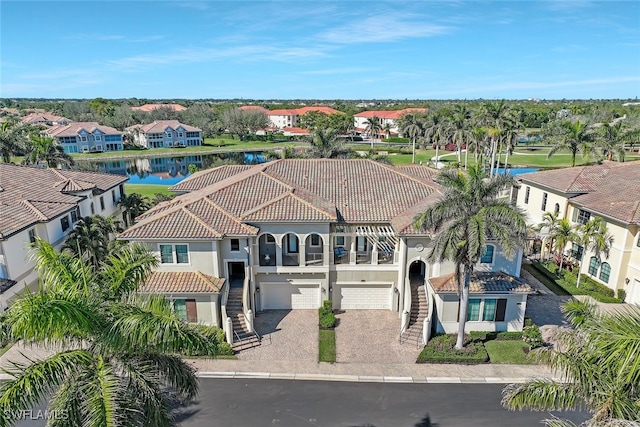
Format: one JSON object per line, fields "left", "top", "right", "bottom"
{"left": 228, "top": 262, "right": 245, "bottom": 288}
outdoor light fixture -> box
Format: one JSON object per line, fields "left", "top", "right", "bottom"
{"left": 321, "top": 287, "right": 326, "bottom": 293}
{"left": 256, "top": 287, "right": 260, "bottom": 292}
{"left": 393, "top": 287, "right": 399, "bottom": 294}
{"left": 625, "top": 277, "right": 630, "bottom": 285}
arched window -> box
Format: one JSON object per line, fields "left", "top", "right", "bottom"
{"left": 480, "top": 245, "right": 494, "bottom": 264}
{"left": 554, "top": 203, "right": 560, "bottom": 215}
{"left": 588, "top": 256, "right": 600, "bottom": 276}
{"left": 599, "top": 262, "right": 611, "bottom": 283}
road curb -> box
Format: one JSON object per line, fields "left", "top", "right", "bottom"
{"left": 195, "top": 371, "right": 532, "bottom": 384}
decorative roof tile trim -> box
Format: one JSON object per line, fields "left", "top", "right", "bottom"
{"left": 429, "top": 272, "right": 534, "bottom": 294}
{"left": 199, "top": 197, "right": 259, "bottom": 235}
{"left": 239, "top": 191, "right": 336, "bottom": 222}
{"left": 21, "top": 200, "right": 48, "bottom": 221}
{"left": 182, "top": 207, "right": 224, "bottom": 238}
{"left": 139, "top": 271, "right": 224, "bottom": 293}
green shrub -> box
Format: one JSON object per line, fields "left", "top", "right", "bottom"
{"left": 524, "top": 317, "right": 534, "bottom": 327}
{"left": 182, "top": 326, "right": 233, "bottom": 356}
{"left": 417, "top": 334, "right": 489, "bottom": 364}
{"left": 579, "top": 275, "right": 614, "bottom": 297}
{"left": 522, "top": 324, "right": 544, "bottom": 349}
{"left": 495, "top": 331, "right": 524, "bottom": 341}
{"left": 384, "top": 137, "right": 410, "bottom": 143}
{"left": 533, "top": 261, "right": 621, "bottom": 303}
{"left": 319, "top": 299, "right": 336, "bottom": 329}
{"left": 617, "top": 289, "right": 626, "bottom": 301}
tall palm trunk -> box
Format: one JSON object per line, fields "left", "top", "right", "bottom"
{"left": 576, "top": 254, "right": 585, "bottom": 288}
{"left": 456, "top": 265, "right": 472, "bottom": 349}
{"left": 434, "top": 144, "right": 440, "bottom": 168}
{"left": 412, "top": 137, "right": 416, "bottom": 164}
{"left": 464, "top": 146, "right": 469, "bottom": 170}
{"left": 489, "top": 138, "right": 497, "bottom": 177}
{"left": 504, "top": 147, "right": 510, "bottom": 174}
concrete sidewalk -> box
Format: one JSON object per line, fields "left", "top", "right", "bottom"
{"left": 0, "top": 341, "right": 554, "bottom": 384}
{"left": 187, "top": 358, "right": 555, "bottom": 384}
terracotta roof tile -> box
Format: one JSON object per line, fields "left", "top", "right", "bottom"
{"left": 169, "top": 165, "right": 254, "bottom": 193}
{"left": 126, "top": 120, "right": 200, "bottom": 134}
{"left": 354, "top": 108, "right": 428, "bottom": 119}
{"left": 0, "top": 164, "right": 127, "bottom": 239}
{"left": 131, "top": 104, "right": 186, "bottom": 112}
{"left": 429, "top": 272, "right": 534, "bottom": 294}
{"left": 519, "top": 161, "right": 640, "bottom": 224}
{"left": 241, "top": 192, "right": 336, "bottom": 222}
{"left": 140, "top": 271, "right": 224, "bottom": 293}
{"left": 46, "top": 122, "right": 122, "bottom": 137}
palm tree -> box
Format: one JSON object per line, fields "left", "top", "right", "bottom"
{"left": 502, "top": 299, "right": 640, "bottom": 426}
{"left": 535, "top": 211, "right": 561, "bottom": 260}
{"left": 364, "top": 116, "right": 382, "bottom": 151}
{"left": 448, "top": 104, "right": 473, "bottom": 166}
{"left": 574, "top": 216, "right": 614, "bottom": 288}
{"left": 22, "top": 135, "right": 75, "bottom": 168}
{"left": 306, "top": 128, "right": 348, "bottom": 158}
{"left": 0, "top": 240, "right": 226, "bottom": 426}
{"left": 596, "top": 120, "right": 640, "bottom": 162}
{"left": 399, "top": 113, "right": 424, "bottom": 164}
{"left": 468, "top": 126, "right": 488, "bottom": 170}
{"left": 382, "top": 122, "right": 393, "bottom": 140}
{"left": 63, "top": 215, "right": 124, "bottom": 269}
{"left": 423, "top": 110, "right": 450, "bottom": 168}
{"left": 547, "top": 120, "right": 595, "bottom": 167}
{"left": 0, "top": 120, "right": 30, "bottom": 163}
{"left": 118, "top": 193, "right": 151, "bottom": 227}
{"left": 546, "top": 218, "right": 577, "bottom": 270}
{"left": 415, "top": 167, "right": 527, "bottom": 349}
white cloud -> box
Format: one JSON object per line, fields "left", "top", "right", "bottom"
{"left": 319, "top": 12, "right": 453, "bottom": 44}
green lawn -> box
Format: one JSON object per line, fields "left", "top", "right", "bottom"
{"left": 484, "top": 340, "right": 535, "bottom": 364}
{"left": 318, "top": 329, "right": 336, "bottom": 363}
{"left": 124, "top": 183, "right": 171, "bottom": 199}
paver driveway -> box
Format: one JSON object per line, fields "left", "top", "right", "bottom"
{"left": 334, "top": 310, "right": 421, "bottom": 364}
{"left": 237, "top": 309, "right": 318, "bottom": 362}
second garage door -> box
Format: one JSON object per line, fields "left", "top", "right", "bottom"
{"left": 334, "top": 284, "right": 392, "bottom": 310}
{"left": 261, "top": 283, "right": 320, "bottom": 310}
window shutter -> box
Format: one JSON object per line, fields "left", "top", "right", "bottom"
{"left": 186, "top": 299, "right": 198, "bottom": 323}
{"left": 495, "top": 299, "right": 507, "bottom": 322}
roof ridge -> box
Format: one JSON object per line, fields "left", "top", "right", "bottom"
{"left": 21, "top": 200, "right": 48, "bottom": 221}
{"left": 200, "top": 197, "right": 259, "bottom": 235}
{"left": 181, "top": 206, "right": 223, "bottom": 238}
{"left": 193, "top": 271, "right": 217, "bottom": 291}
{"left": 372, "top": 159, "right": 439, "bottom": 189}
{"left": 289, "top": 190, "right": 337, "bottom": 219}
{"left": 239, "top": 191, "right": 291, "bottom": 219}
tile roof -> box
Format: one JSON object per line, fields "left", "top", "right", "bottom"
{"left": 46, "top": 122, "right": 122, "bottom": 137}
{"left": 140, "top": 271, "right": 224, "bottom": 293}
{"left": 121, "top": 159, "right": 441, "bottom": 240}
{"left": 354, "top": 108, "right": 428, "bottom": 119}
{"left": 519, "top": 161, "right": 640, "bottom": 224}
{"left": 126, "top": 120, "right": 201, "bottom": 134}
{"left": 0, "top": 164, "right": 128, "bottom": 239}
{"left": 131, "top": 103, "right": 187, "bottom": 112}
{"left": 239, "top": 106, "right": 342, "bottom": 116}
{"left": 429, "top": 272, "right": 534, "bottom": 294}
{"left": 20, "top": 112, "right": 68, "bottom": 125}
{"left": 170, "top": 165, "right": 254, "bottom": 193}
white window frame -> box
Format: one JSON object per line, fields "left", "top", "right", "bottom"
{"left": 310, "top": 234, "right": 321, "bottom": 247}
{"left": 94, "top": 134, "right": 102, "bottom": 141}
{"left": 159, "top": 243, "right": 190, "bottom": 264}
{"left": 79, "top": 134, "right": 88, "bottom": 142}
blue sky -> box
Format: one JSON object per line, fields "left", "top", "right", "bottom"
{"left": 1, "top": 1, "right": 639, "bottom": 100}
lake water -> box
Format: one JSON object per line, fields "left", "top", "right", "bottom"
{"left": 76, "top": 152, "right": 266, "bottom": 185}
{"left": 495, "top": 167, "right": 539, "bottom": 176}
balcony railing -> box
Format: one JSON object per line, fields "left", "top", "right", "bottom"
{"left": 305, "top": 253, "right": 323, "bottom": 265}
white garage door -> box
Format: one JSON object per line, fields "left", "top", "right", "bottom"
{"left": 628, "top": 279, "right": 640, "bottom": 306}
{"left": 261, "top": 283, "right": 320, "bottom": 310}
{"left": 334, "top": 284, "right": 392, "bottom": 310}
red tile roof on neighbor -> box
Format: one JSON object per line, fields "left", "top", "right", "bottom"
{"left": 518, "top": 161, "right": 640, "bottom": 224}
{"left": 131, "top": 103, "right": 187, "bottom": 112}
{"left": 282, "top": 127, "right": 310, "bottom": 135}
{"left": 119, "top": 160, "right": 441, "bottom": 241}
{"left": 20, "top": 112, "right": 68, "bottom": 125}
{"left": 239, "top": 105, "right": 270, "bottom": 113}
{"left": 140, "top": 271, "right": 225, "bottom": 293}
{"left": 126, "top": 120, "right": 201, "bottom": 134}
{"left": 429, "top": 272, "right": 534, "bottom": 294}
{"left": 355, "top": 108, "right": 428, "bottom": 119}
{"left": 0, "top": 164, "right": 128, "bottom": 239}
{"left": 46, "top": 122, "right": 122, "bottom": 137}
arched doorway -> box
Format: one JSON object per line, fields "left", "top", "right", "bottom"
{"left": 409, "top": 260, "right": 426, "bottom": 282}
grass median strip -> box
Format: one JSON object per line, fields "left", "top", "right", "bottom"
{"left": 318, "top": 329, "right": 336, "bottom": 363}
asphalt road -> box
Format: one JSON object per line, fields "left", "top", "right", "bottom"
{"left": 174, "top": 379, "right": 588, "bottom": 427}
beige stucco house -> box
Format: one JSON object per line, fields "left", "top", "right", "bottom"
{"left": 119, "top": 160, "right": 531, "bottom": 345}
{"left": 513, "top": 161, "right": 640, "bottom": 305}
{"left": 0, "top": 164, "right": 128, "bottom": 308}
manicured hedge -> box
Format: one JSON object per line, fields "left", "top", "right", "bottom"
{"left": 319, "top": 299, "right": 336, "bottom": 329}
{"left": 533, "top": 261, "right": 621, "bottom": 303}
{"left": 417, "top": 334, "right": 489, "bottom": 364}
{"left": 468, "top": 331, "right": 524, "bottom": 342}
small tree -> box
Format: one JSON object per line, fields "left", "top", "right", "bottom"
{"left": 574, "top": 216, "right": 614, "bottom": 288}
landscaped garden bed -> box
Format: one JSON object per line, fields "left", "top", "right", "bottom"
{"left": 318, "top": 300, "right": 336, "bottom": 363}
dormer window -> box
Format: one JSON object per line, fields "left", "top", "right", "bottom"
{"left": 79, "top": 135, "right": 88, "bottom": 142}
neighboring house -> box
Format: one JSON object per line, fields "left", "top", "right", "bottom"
{"left": 239, "top": 105, "right": 342, "bottom": 129}
{"left": 131, "top": 103, "right": 187, "bottom": 113}
{"left": 513, "top": 161, "right": 640, "bottom": 305}
{"left": 119, "top": 159, "right": 529, "bottom": 339}
{"left": 46, "top": 122, "right": 124, "bottom": 153}
{"left": 354, "top": 108, "right": 428, "bottom": 138}
{"left": 0, "top": 164, "right": 128, "bottom": 308}
{"left": 20, "top": 112, "right": 70, "bottom": 128}
{"left": 125, "top": 120, "right": 202, "bottom": 149}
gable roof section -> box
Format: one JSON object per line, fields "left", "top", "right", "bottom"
{"left": 140, "top": 271, "right": 224, "bottom": 293}
{"left": 429, "top": 272, "right": 534, "bottom": 294}
{"left": 169, "top": 165, "right": 254, "bottom": 192}
{"left": 0, "top": 164, "right": 128, "bottom": 239}
{"left": 519, "top": 161, "right": 640, "bottom": 224}
{"left": 46, "top": 122, "right": 122, "bottom": 137}
{"left": 241, "top": 191, "right": 336, "bottom": 222}
{"left": 126, "top": 120, "right": 201, "bottom": 134}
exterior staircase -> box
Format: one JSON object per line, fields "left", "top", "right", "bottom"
{"left": 226, "top": 287, "right": 261, "bottom": 351}
{"left": 401, "top": 276, "right": 429, "bottom": 347}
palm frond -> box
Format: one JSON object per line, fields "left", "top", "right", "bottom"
{"left": 501, "top": 380, "right": 583, "bottom": 412}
